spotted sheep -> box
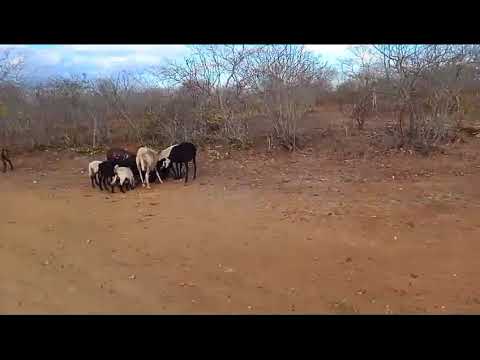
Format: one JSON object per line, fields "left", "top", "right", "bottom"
{"left": 111, "top": 165, "right": 136, "bottom": 193}
{"left": 159, "top": 142, "right": 197, "bottom": 184}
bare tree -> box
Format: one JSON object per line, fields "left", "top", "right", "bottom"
{"left": 0, "top": 48, "right": 26, "bottom": 144}
{"left": 242, "top": 45, "right": 332, "bottom": 151}
{"left": 334, "top": 45, "right": 480, "bottom": 153}
{"left": 151, "top": 45, "right": 266, "bottom": 146}
{"left": 0, "top": 48, "right": 25, "bottom": 84}
{"left": 338, "top": 46, "right": 380, "bottom": 130}
{"left": 93, "top": 71, "right": 145, "bottom": 144}
{"left": 372, "top": 45, "right": 465, "bottom": 138}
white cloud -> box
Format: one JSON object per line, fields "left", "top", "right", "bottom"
{"left": 93, "top": 56, "right": 130, "bottom": 69}
{"left": 14, "top": 45, "right": 355, "bottom": 83}
{"left": 133, "top": 54, "right": 165, "bottom": 65}
{"left": 62, "top": 45, "right": 190, "bottom": 70}
{"left": 63, "top": 45, "right": 189, "bottom": 60}
{"left": 0, "top": 45, "right": 27, "bottom": 49}
{"left": 14, "top": 45, "right": 192, "bottom": 81}
{"left": 34, "top": 49, "right": 63, "bottom": 66}
{"left": 66, "top": 45, "right": 185, "bottom": 52}
{"left": 305, "top": 45, "right": 352, "bottom": 57}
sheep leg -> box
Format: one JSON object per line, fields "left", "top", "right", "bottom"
{"left": 169, "top": 162, "right": 176, "bottom": 179}
{"left": 91, "top": 175, "right": 96, "bottom": 188}
{"left": 175, "top": 162, "right": 182, "bottom": 180}
{"left": 98, "top": 175, "right": 103, "bottom": 191}
{"left": 94, "top": 172, "right": 101, "bottom": 186}
{"left": 2, "top": 159, "right": 6, "bottom": 173}
{"left": 111, "top": 178, "right": 115, "bottom": 193}
{"left": 184, "top": 162, "right": 189, "bottom": 184}
{"left": 111, "top": 175, "right": 119, "bottom": 186}
{"left": 145, "top": 169, "right": 151, "bottom": 189}
{"left": 176, "top": 163, "right": 182, "bottom": 179}
{"left": 6, "top": 158, "right": 13, "bottom": 171}
{"left": 155, "top": 168, "right": 163, "bottom": 184}
{"left": 180, "top": 162, "right": 185, "bottom": 178}
{"left": 119, "top": 177, "right": 126, "bottom": 193}
{"left": 102, "top": 175, "right": 109, "bottom": 192}
{"left": 104, "top": 176, "right": 111, "bottom": 192}
{"left": 137, "top": 160, "right": 145, "bottom": 187}
{"left": 178, "top": 163, "right": 183, "bottom": 179}
{"left": 102, "top": 175, "right": 107, "bottom": 191}
{"left": 193, "top": 157, "right": 197, "bottom": 180}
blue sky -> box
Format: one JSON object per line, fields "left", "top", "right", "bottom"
{"left": 0, "top": 45, "right": 351, "bottom": 82}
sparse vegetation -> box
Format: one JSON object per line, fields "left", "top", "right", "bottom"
{"left": 1, "top": 45, "right": 480, "bottom": 157}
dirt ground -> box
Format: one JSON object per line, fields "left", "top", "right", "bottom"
{"left": 2, "top": 113, "right": 480, "bottom": 314}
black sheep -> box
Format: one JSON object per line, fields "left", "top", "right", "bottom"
{"left": 99, "top": 157, "right": 142, "bottom": 192}
{"left": 97, "top": 160, "right": 116, "bottom": 192}
{"left": 159, "top": 142, "right": 197, "bottom": 184}
{"left": 106, "top": 148, "right": 136, "bottom": 162}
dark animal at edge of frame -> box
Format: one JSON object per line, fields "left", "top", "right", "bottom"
{"left": 1, "top": 148, "right": 14, "bottom": 173}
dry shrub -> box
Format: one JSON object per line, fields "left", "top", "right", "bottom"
{"left": 381, "top": 114, "right": 458, "bottom": 155}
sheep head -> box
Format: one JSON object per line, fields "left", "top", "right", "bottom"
{"left": 162, "top": 158, "right": 171, "bottom": 169}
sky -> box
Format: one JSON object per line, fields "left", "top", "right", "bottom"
{"left": 0, "top": 45, "right": 351, "bottom": 83}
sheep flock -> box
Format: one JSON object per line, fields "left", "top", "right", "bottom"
{"left": 0, "top": 142, "right": 198, "bottom": 193}
{"left": 89, "top": 142, "right": 197, "bottom": 193}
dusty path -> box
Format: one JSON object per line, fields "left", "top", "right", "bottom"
{"left": 1, "top": 145, "right": 480, "bottom": 314}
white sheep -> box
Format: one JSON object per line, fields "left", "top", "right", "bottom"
{"left": 88, "top": 160, "right": 102, "bottom": 188}
{"left": 136, "top": 146, "right": 163, "bottom": 189}
{"left": 111, "top": 165, "right": 135, "bottom": 193}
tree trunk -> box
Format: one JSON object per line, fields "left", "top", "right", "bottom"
{"left": 92, "top": 115, "right": 97, "bottom": 148}
{"left": 408, "top": 106, "right": 416, "bottom": 139}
